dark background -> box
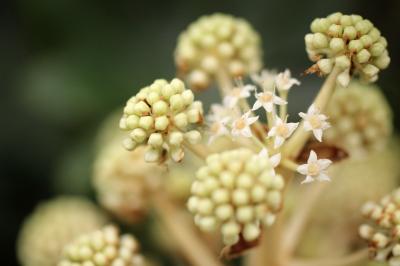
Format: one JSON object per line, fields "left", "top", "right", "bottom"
{"left": 1, "top": 0, "right": 399, "bottom": 265}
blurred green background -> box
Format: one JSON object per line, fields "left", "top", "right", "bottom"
{"left": 1, "top": 0, "right": 399, "bottom": 265}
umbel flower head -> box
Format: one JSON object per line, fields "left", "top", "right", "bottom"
{"left": 120, "top": 78, "right": 203, "bottom": 162}
{"left": 187, "top": 148, "right": 284, "bottom": 246}
{"left": 324, "top": 81, "right": 392, "bottom": 157}
{"left": 58, "top": 225, "right": 145, "bottom": 266}
{"left": 17, "top": 197, "right": 107, "bottom": 266}
{"left": 359, "top": 188, "right": 400, "bottom": 265}
{"left": 94, "top": 137, "right": 164, "bottom": 223}
{"left": 305, "top": 12, "right": 390, "bottom": 86}
{"left": 175, "top": 13, "right": 262, "bottom": 90}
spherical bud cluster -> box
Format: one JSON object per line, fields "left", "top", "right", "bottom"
{"left": 175, "top": 13, "right": 263, "bottom": 90}
{"left": 359, "top": 188, "right": 400, "bottom": 265}
{"left": 58, "top": 225, "right": 145, "bottom": 266}
{"left": 17, "top": 197, "right": 107, "bottom": 266}
{"left": 187, "top": 148, "right": 284, "bottom": 246}
{"left": 94, "top": 137, "right": 164, "bottom": 223}
{"left": 324, "top": 81, "right": 392, "bottom": 158}
{"left": 306, "top": 12, "right": 390, "bottom": 86}
{"left": 119, "top": 78, "right": 203, "bottom": 162}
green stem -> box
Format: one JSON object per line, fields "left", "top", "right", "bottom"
{"left": 288, "top": 249, "right": 369, "bottom": 266}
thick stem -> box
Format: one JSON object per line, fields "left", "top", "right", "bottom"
{"left": 279, "top": 90, "right": 288, "bottom": 120}
{"left": 183, "top": 141, "right": 208, "bottom": 161}
{"left": 153, "top": 192, "right": 223, "bottom": 266}
{"left": 288, "top": 249, "right": 369, "bottom": 266}
{"left": 280, "top": 182, "right": 328, "bottom": 263}
{"left": 281, "top": 67, "right": 341, "bottom": 158}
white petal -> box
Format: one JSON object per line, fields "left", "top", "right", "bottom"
{"left": 303, "top": 121, "right": 313, "bottom": 131}
{"left": 241, "top": 127, "right": 253, "bottom": 138}
{"left": 267, "top": 126, "right": 277, "bottom": 137}
{"left": 308, "top": 104, "right": 318, "bottom": 114}
{"left": 286, "top": 122, "right": 299, "bottom": 136}
{"left": 274, "top": 136, "right": 285, "bottom": 149}
{"left": 273, "top": 96, "right": 287, "bottom": 105}
{"left": 298, "top": 112, "right": 307, "bottom": 119}
{"left": 263, "top": 102, "right": 274, "bottom": 113}
{"left": 258, "top": 148, "right": 268, "bottom": 157}
{"left": 270, "top": 153, "right": 281, "bottom": 167}
{"left": 252, "top": 100, "right": 263, "bottom": 111}
{"left": 318, "top": 159, "right": 332, "bottom": 170}
{"left": 246, "top": 115, "right": 259, "bottom": 125}
{"left": 301, "top": 175, "right": 315, "bottom": 184}
{"left": 316, "top": 173, "right": 331, "bottom": 182}
{"left": 223, "top": 96, "right": 238, "bottom": 108}
{"left": 313, "top": 128, "right": 323, "bottom": 142}
{"left": 308, "top": 150, "right": 318, "bottom": 163}
{"left": 297, "top": 164, "right": 309, "bottom": 175}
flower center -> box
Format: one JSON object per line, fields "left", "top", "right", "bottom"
{"left": 309, "top": 115, "right": 322, "bottom": 129}
{"left": 276, "top": 124, "right": 289, "bottom": 136}
{"left": 308, "top": 162, "right": 320, "bottom": 176}
{"left": 235, "top": 118, "right": 246, "bottom": 130}
{"left": 260, "top": 92, "right": 273, "bottom": 103}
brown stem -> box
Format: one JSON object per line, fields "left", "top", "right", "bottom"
{"left": 152, "top": 192, "right": 223, "bottom": 266}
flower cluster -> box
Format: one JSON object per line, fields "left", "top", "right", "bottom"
{"left": 175, "top": 13, "right": 262, "bottom": 90}
{"left": 119, "top": 78, "right": 203, "bottom": 162}
{"left": 306, "top": 12, "right": 390, "bottom": 86}
{"left": 17, "top": 197, "right": 107, "bottom": 266}
{"left": 324, "top": 81, "right": 392, "bottom": 157}
{"left": 187, "top": 148, "right": 283, "bottom": 245}
{"left": 58, "top": 225, "right": 145, "bottom": 266}
{"left": 359, "top": 188, "right": 400, "bottom": 265}
{"left": 94, "top": 138, "right": 164, "bottom": 223}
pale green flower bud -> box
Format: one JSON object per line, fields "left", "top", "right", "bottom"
{"left": 317, "top": 58, "right": 333, "bottom": 74}
{"left": 122, "top": 138, "right": 137, "bottom": 151}
{"left": 169, "top": 131, "right": 184, "bottom": 146}
{"left": 120, "top": 78, "right": 203, "bottom": 162}
{"left": 185, "top": 130, "right": 201, "bottom": 144}
{"left": 175, "top": 13, "right": 262, "bottom": 91}
{"left": 188, "top": 148, "right": 284, "bottom": 246}
{"left": 145, "top": 148, "right": 162, "bottom": 162}
{"left": 363, "top": 64, "right": 379, "bottom": 77}
{"left": 305, "top": 13, "right": 390, "bottom": 85}
{"left": 17, "top": 197, "right": 107, "bottom": 266}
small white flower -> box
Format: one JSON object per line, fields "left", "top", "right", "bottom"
{"left": 208, "top": 118, "right": 230, "bottom": 144}
{"left": 207, "top": 104, "right": 234, "bottom": 122}
{"left": 268, "top": 117, "right": 299, "bottom": 148}
{"left": 275, "top": 69, "right": 301, "bottom": 91}
{"left": 299, "top": 104, "right": 330, "bottom": 142}
{"left": 231, "top": 111, "right": 259, "bottom": 138}
{"left": 251, "top": 69, "right": 278, "bottom": 91}
{"left": 297, "top": 150, "right": 332, "bottom": 184}
{"left": 252, "top": 91, "right": 287, "bottom": 113}
{"left": 223, "top": 84, "right": 255, "bottom": 108}
{"left": 258, "top": 148, "right": 281, "bottom": 169}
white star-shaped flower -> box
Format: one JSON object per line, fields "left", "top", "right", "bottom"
{"left": 297, "top": 150, "right": 332, "bottom": 184}
{"left": 208, "top": 118, "right": 230, "bottom": 144}
{"left": 267, "top": 116, "right": 299, "bottom": 148}
{"left": 251, "top": 69, "right": 277, "bottom": 91}
{"left": 207, "top": 104, "right": 234, "bottom": 122}
{"left": 231, "top": 111, "right": 259, "bottom": 138}
{"left": 275, "top": 69, "right": 301, "bottom": 91}
{"left": 299, "top": 104, "right": 330, "bottom": 142}
{"left": 223, "top": 84, "right": 255, "bottom": 108}
{"left": 252, "top": 91, "right": 287, "bottom": 113}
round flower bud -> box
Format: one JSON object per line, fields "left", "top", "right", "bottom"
{"left": 94, "top": 134, "right": 164, "bottom": 223}
{"left": 324, "top": 81, "right": 392, "bottom": 158}
{"left": 17, "top": 197, "right": 107, "bottom": 266}
{"left": 175, "top": 13, "right": 262, "bottom": 91}
{"left": 187, "top": 148, "right": 284, "bottom": 246}
{"left": 305, "top": 12, "right": 390, "bottom": 85}
{"left": 58, "top": 225, "right": 145, "bottom": 266}
{"left": 359, "top": 188, "right": 400, "bottom": 265}
{"left": 120, "top": 78, "right": 203, "bottom": 162}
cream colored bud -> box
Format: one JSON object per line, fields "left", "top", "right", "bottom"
{"left": 187, "top": 109, "right": 201, "bottom": 123}
{"left": 170, "top": 94, "right": 184, "bottom": 112}
{"left": 119, "top": 117, "right": 127, "bottom": 130}
{"left": 343, "top": 26, "right": 357, "bottom": 40}
{"left": 337, "top": 69, "right": 350, "bottom": 87}
{"left": 363, "top": 64, "right": 379, "bottom": 77}
{"left": 139, "top": 116, "right": 154, "bottom": 130}
{"left": 152, "top": 100, "right": 168, "bottom": 116}
{"left": 185, "top": 130, "right": 201, "bottom": 144}
{"left": 317, "top": 58, "right": 333, "bottom": 74}
{"left": 161, "top": 84, "right": 175, "bottom": 99}
{"left": 328, "top": 24, "right": 343, "bottom": 37}
{"left": 199, "top": 217, "right": 217, "bottom": 232}
{"left": 201, "top": 56, "right": 219, "bottom": 73}
{"left": 329, "top": 38, "right": 345, "bottom": 53}
{"left": 198, "top": 198, "right": 214, "bottom": 215}
{"left": 359, "top": 224, "right": 374, "bottom": 239}
{"left": 189, "top": 70, "right": 210, "bottom": 90}
{"left": 170, "top": 78, "right": 185, "bottom": 94}
{"left": 355, "top": 20, "right": 372, "bottom": 35}
{"left": 267, "top": 191, "right": 282, "bottom": 210}
{"left": 144, "top": 148, "right": 161, "bottom": 162}
{"left": 229, "top": 60, "right": 245, "bottom": 76}
{"left": 174, "top": 113, "right": 188, "bottom": 129}
{"left": 146, "top": 91, "right": 160, "bottom": 105}
{"left": 370, "top": 42, "right": 385, "bottom": 57}
{"left": 243, "top": 223, "right": 260, "bottom": 242}
{"left": 126, "top": 115, "right": 139, "bottom": 129}
{"left": 236, "top": 206, "right": 254, "bottom": 223}
{"left": 154, "top": 116, "right": 169, "bottom": 131}
{"left": 312, "top": 33, "right": 328, "bottom": 48}
{"left": 305, "top": 33, "right": 314, "bottom": 48}
{"left": 169, "top": 131, "right": 184, "bottom": 146}
{"left": 215, "top": 204, "right": 234, "bottom": 221}
{"left": 327, "top": 12, "right": 342, "bottom": 24}
{"left": 360, "top": 35, "right": 373, "bottom": 47}
{"left": 232, "top": 189, "right": 249, "bottom": 206}
{"left": 130, "top": 128, "right": 147, "bottom": 143}
{"left": 218, "top": 42, "right": 235, "bottom": 58}
{"left": 356, "top": 49, "right": 371, "bottom": 64}
{"left": 374, "top": 52, "right": 390, "bottom": 69}
{"left": 335, "top": 55, "right": 351, "bottom": 69}
{"left": 181, "top": 90, "right": 194, "bottom": 105}
{"left": 340, "top": 15, "right": 352, "bottom": 26}
{"left": 133, "top": 101, "right": 150, "bottom": 116}
{"left": 348, "top": 40, "right": 363, "bottom": 52}
{"left": 369, "top": 27, "right": 381, "bottom": 42}
{"left": 148, "top": 133, "right": 163, "bottom": 147}
{"left": 187, "top": 197, "right": 199, "bottom": 213}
